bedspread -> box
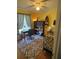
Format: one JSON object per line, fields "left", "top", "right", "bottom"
{"left": 17, "top": 35, "right": 43, "bottom": 59}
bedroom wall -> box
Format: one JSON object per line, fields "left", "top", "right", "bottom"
{"left": 38, "top": 7, "right": 57, "bottom": 26}
{"left": 17, "top": 7, "right": 58, "bottom": 29}
{"left": 17, "top": 8, "right": 32, "bottom": 14}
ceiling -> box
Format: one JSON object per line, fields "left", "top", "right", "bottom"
{"left": 17, "top": 0, "right": 58, "bottom": 13}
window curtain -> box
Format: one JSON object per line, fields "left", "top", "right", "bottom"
{"left": 17, "top": 14, "right": 31, "bottom": 34}
{"left": 17, "top": 14, "right": 24, "bottom": 29}
{"left": 25, "top": 15, "right": 31, "bottom": 27}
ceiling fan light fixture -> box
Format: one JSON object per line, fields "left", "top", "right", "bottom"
{"left": 36, "top": 7, "right": 40, "bottom": 11}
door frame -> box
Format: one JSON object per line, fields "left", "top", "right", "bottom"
{"left": 52, "top": 0, "right": 61, "bottom": 59}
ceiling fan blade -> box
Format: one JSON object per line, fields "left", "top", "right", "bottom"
{"left": 26, "top": 5, "right": 34, "bottom": 8}
{"left": 30, "top": 0, "right": 35, "bottom": 2}
{"left": 42, "top": 6, "right": 47, "bottom": 8}
{"left": 41, "top": 0, "right": 49, "bottom": 2}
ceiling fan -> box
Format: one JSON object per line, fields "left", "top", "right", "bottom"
{"left": 30, "top": 0, "right": 49, "bottom": 2}
{"left": 25, "top": 0, "right": 50, "bottom": 10}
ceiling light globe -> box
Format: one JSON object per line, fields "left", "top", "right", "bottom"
{"left": 36, "top": 7, "right": 40, "bottom": 11}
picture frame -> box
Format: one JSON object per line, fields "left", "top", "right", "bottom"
{"left": 53, "top": 20, "right": 56, "bottom": 25}
{"left": 45, "top": 16, "right": 49, "bottom": 25}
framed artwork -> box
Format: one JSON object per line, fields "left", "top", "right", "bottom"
{"left": 45, "top": 16, "right": 49, "bottom": 25}
{"left": 53, "top": 20, "right": 56, "bottom": 25}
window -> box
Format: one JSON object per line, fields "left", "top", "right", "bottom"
{"left": 17, "top": 14, "right": 31, "bottom": 34}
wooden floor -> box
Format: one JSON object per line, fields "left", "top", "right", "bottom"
{"left": 35, "top": 50, "right": 52, "bottom": 59}
{"left": 17, "top": 49, "right": 52, "bottom": 59}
